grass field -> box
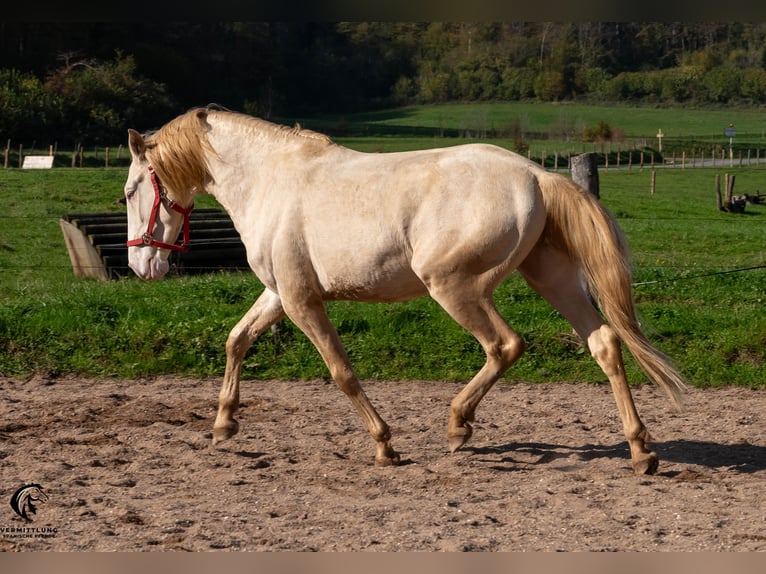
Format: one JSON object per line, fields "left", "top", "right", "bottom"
{"left": 296, "top": 102, "right": 766, "bottom": 161}
{"left": 1, "top": 104, "right": 764, "bottom": 388}
{"left": 303, "top": 102, "right": 766, "bottom": 141}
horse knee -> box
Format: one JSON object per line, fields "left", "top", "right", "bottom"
{"left": 225, "top": 326, "right": 250, "bottom": 359}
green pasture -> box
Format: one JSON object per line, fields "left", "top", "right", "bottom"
{"left": 0, "top": 104, "right": 764, "bottom": 388}
{"left": 307, "top": 102, "right": 766, "bottom": 141}
{"left": 298, "top": 101, "right": 766, "bottom": 160}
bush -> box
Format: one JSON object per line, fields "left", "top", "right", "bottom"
{"left": 45, "top": 53, "right": 175, "bottom": 143}
{"left": 499, "top": 67, "right": 536, "bottom": 100}
{"left": 418, "top": 70, "right": 451, "bottom": 103}
{"left": 391, "top": 76, "right": 417, "bottom": 105}
{"left": 703, "top": 66, "right": 742, "bottom": 103}
{"left": 576, "top": 66, "right": 611, "bottom": 100}
{"left": 0, "top": 53, "right": 176, "bottom": 147}
{"left": 534, "top": 71, "right": 566, "bottom": 101}
{"left": 740, "top": 68, "right": 766, "bottom": 102}
{"left": 0, "top": 69, "right": 59, "bottom": 142}
{"left": 660, "top": 66, "right": 704, "bottom": 102}
{"left": 583, "top": 120, "right": 613, "bottom": 143}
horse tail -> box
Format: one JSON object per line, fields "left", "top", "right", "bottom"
{"left": 535, "top": 171, "right": 686, "bottom": 410}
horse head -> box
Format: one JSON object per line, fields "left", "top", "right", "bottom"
{"left": 124, "top": 128, "right": 194, "bottom": 280}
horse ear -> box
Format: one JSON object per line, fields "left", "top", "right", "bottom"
{"left": 195, "top": 109, "right": 211, "bottom": 130}
{"left": 128, "top": 129, "right": 146, "bottom": 158}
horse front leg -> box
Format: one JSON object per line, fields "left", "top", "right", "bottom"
{"left": 283, "top": 295, "right": 400, "bottom": 466}
{"left": 212, "top": 288, "right": 285, "bottom": 445}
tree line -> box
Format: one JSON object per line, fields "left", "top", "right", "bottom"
{"left": 2, "top": 22, "right": 766, "bottom": 146}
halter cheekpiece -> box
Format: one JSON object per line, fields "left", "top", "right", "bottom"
{"left": 126, "top": 165, "right": 194, "bottom": 252}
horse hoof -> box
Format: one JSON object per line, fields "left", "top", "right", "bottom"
{"left": 448, "top": 423, "right": 473, "bottom": 453}
{"left": 212, "top": 419, "right": 239, "bottom": 446}
{"left": 375, "top": 451, "right": 401, "bottom": 467}
{"left": 631, "top": 452, "right": 659, "bottom": 475}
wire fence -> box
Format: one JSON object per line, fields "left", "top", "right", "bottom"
{"left": 632, "top": 264, "right": 766, "bottom": 287}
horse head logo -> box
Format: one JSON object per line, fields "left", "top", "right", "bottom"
{"left": 10, "top": 483, "right": 48, "bottom": 521}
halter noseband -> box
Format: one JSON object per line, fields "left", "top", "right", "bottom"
{"left": 126, "top": 165, "right": 193, "bottom": 252}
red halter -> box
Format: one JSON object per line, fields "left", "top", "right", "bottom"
{"left": 126, "top": 166, "right": 193, "bottom": 252}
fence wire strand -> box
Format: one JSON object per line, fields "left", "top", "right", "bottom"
{"left": 632, "top": 264, "right": 766, "bottom": 287}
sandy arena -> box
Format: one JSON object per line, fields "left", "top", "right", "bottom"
{"left": 1, "top": 374, "right": 764, "bottom": 551}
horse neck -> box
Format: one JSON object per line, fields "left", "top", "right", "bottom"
{"left": 204, "top": 115, "right": 333, "bottom": 211}
{"left": 202, "top": 118, "right": 299, "bottom": 223}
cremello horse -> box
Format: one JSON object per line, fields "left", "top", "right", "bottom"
{"left": 124, "top": 108, "right": 686, "bottom": 474}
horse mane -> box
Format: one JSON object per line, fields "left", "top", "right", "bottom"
{"left": 144, "top": 107, "right": 334, "bottom": 202}
{"left": 144, "top": 109, "right": 215, "bottom": 204}
{"left": 231, "top": 112, "right": 335, "bottom": 146}
{"left": 279, "top": 122, "right": 334, "bottom": 144}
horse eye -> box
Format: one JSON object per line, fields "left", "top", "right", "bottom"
{"left": 125, "top": 185, "right": 138, "bottom": 200}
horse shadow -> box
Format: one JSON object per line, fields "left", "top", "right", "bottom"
{"left": 467, "top": 439, "right": 766, "bottom": 474}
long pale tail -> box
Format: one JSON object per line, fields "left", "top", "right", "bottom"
{"left": 536, "top": 171, "right": 686, "bottom": 410}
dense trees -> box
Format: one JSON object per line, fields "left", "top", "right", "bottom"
{"left": 2, "top": 22, "right": 766, "bottom": 145}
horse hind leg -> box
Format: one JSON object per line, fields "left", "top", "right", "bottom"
{"left": 213, "top": 288, "right": 286, "bottom": 445}
{"left": 519, "top": 245, "right": 657, "bottom": 474}
{"left": 586, "top": 324, "right": 658, "bottom": 475}
{"left": 427, "top": 279, "right": 525, "bottom": 453}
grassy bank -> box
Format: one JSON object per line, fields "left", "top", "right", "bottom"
{"left": 0, "top": 149, "right": 764, "bottom": 387}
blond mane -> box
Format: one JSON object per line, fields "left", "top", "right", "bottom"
{"left": 144, "top": 108, "right": 334, "bottom": 203}
{"left": 224, "top": 111, "right": 335, "bottom": 146}
{"left": 144, "top": 109, "right": 214, "bottom": 204}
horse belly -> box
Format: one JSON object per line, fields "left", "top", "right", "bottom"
{"left": 316, "top": 253, "right": 427, "bottom": 303}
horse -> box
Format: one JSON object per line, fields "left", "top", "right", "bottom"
{"left": 123, "top": 107, "right": 686, "bottom": 474}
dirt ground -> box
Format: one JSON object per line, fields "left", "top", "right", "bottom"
{"left": 0, "top": 373, "right": 763, "bottom": 552}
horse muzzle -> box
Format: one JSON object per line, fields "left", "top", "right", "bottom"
{"left": 128, "top": 248, "right": 170, "bottom": 280}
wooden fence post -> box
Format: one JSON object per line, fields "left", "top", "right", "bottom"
{"left": 727, "top": 173, "right": 736, "bottom": 206}
{"left": 571, "top": 152, "right": 600, "bottom": 199}
{"left": 724, "top": 173, "right": 734, "bottom": 209}
{"left": 715, "top": 174, "right": 723, "bottom": 211}
{"left": 650, "top": 170, "right": 656, "bottom": 195}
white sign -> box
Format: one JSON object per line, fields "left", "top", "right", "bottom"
{"left": 22, "top": 155, "right": 55, "bottom": 169}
